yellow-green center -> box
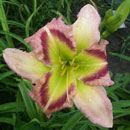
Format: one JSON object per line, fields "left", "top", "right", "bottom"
{"left": 60, "top": 57, "right": 79, "bottom": 76}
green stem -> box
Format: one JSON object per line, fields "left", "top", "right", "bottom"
{"left": 0, "top": 0, "right": 14, "bottom": 47}
{"left": 101, "top": 31, "right": 111, "bottom": 39}
{"left": 25, "top": 1, "right": 44, "bottom": 37}
{"left": 33, "top": 0, "right": 37, "bottom": 12}
{"left": 65, "top": 0, "right": 71, "bottom": 24}
{"left": 99, "top": 20, "right": 105, "bottom": 32}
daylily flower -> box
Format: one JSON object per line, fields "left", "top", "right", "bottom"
{"left": 3, "top": 4, "right": 114, "bottom": 128}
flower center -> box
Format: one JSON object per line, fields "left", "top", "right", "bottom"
{"left": 60, "top": 57, "right": 79, "bottom": 76}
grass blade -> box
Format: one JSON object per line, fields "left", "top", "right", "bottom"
{"left": 19, "top": 118, "right": 41, "bottom": 130}
{"left": 61, "top": 111, "right": 83, "bottom": 130}
{"left": 0, "top": 71, "right": 14, "bottom": 80}
{"left": 18, "top": 80, "right": 37, "bottom": 119}
{"left": 0, "top": 31, "right": 32, "bottom": 51}
{"left": 79, "top": 121, "right": 89, "bottom": 130}
{"left": 7, "top": 20, "right": 26, "bottom": 29}
{"left": 113, "top": 100, "right": 130, "bottom": 108}
{"left": 25, "top": 1, "right": 44, "bottom": 37}
{"left": 0, "top": 117, "right": 14, "bottom": 125}
{"left": 110, "top": 52, "right": 130, "bottom": 61}
{"left": 0, "top": 102, "right": 24, "bottom": 113}
{"left": 0, "top": 0, "right": 14, "bottom": 47}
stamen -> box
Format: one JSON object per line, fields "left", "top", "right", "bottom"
{"left": 59, "top": 56, "right": 62, "bottom": 64}
{"left": 70, "top": 57, "right": 75, "bottom": 66}
{"left": 73, "top": 65, "right": 79, "bottom": 70}
{"left": 61, "top": 67, "right": 67, "bottom": 76}
{"left": 66, "top": 71, "right": 70, "bottom": 102}
{"left": 61, "top": 63, "right": 65, "bottom": 70}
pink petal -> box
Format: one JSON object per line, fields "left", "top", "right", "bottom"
{"left": 46, "top": 17, "right": 76, "bottom": 49}
{"left": 3, "top": 48, "right": 49, "bottom": 83}
{"left": 25, "top": 17, "right": 76, "bottom": 65}
{"left": 30, "top": 70, "right": 76, "bottom": 117}
{"left": 83, "top": 40, "right": 114, "bottom": 86}
{"left": 73, "top": 81, "right": 113, "bottom": 128}
{"left": 25, "top": 28, "right": 45, "bottom": 62}
{"left": 73, "top": 4, "right": 100, "bottom": 52}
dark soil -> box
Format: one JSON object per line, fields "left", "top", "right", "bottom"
{"left": 107, "top": 27, "right": 130, "bottom": 73}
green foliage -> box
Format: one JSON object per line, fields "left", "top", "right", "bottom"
{"left": 100, "top": 0, "right": 130, "bottom": 39}
{"left": 110, "top": 52, "right": 130, "bottom": 61}
{"left": 0, "top": 0, "right": 130, "bottom": 130}
{"left": 0, "top": 0, "right": 14, "bottom": 47}
{"left": 18, "top": 80, "right": 38, "bottom": 119}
